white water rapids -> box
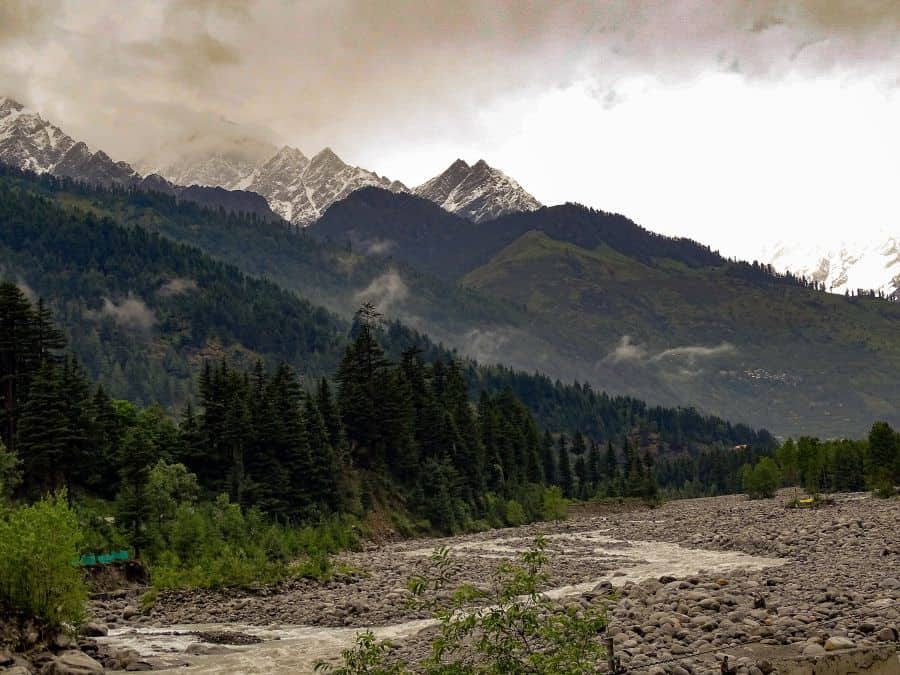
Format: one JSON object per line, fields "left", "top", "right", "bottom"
{"left": 98, "top": 528, "right": 786, "bottom": 673}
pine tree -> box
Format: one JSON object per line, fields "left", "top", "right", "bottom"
{"left": 17, "top": 361, "right": 69, "bottom": 494}
{"left": 558, "top": 434, "right": 574, "bottom": 498}
{"left": 304, "top": 396, "right": 339, "bottom": 513}
{"left": 117, "top": 427, "right": 156, "bottom": 557}
{"left": 0, "top": 282, "right": 39, "bottom": 450}
{"left": 587, "top": 439, "right": 602, "bottom": 491}
{"left": 541, "top": 430, "right": 557, "bottom": 486}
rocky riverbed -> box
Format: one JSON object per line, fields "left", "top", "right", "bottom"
{"left": 83, "top": 491, "right": 899, "bottom": 674}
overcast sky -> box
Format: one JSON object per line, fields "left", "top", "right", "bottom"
{"left": 1, "top": 0, "right": 898, "bottom": 257}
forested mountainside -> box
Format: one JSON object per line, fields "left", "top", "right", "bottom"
{"left": 0, "top": 284, "right": 781, "bottom": 535}
{"left": 309, "top": 188, "right": 900, "bottom": 437}
{"left": 0, "top": 167, "right": 769, "bottom": 461}
{"left": 0, "top": 166, "right": 553, "bottom": 371}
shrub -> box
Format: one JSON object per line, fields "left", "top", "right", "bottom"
{"left": 148, "top": 494, "right": 362, "bottom": 589}
{"left": 0, "top": 493, "right": 87, "bottom": 626}
{"left": 504, "top": 500, "right": 526, "bottom": 527}
{"left": 318, "top": 539, "right": 608, "bottom": 674}
{"left": 541, "top": 486, "right": 568, "bottom": 522}
{"left": 743, "top": 457, "right": 780, "bottom": 499}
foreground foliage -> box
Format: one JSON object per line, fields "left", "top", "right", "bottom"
{"left": 0, "top": 493, "right": 87, "bottom": 626}
{"left": 317, "top": 539, "right": 608, "bottom": 675}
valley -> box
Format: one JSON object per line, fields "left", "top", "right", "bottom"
{"left": 89, "top": 492, "right": 899, "bottom": 674}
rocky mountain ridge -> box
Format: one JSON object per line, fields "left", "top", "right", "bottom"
{"left": 0, "top": 97, "right": 280, "bottom": 221}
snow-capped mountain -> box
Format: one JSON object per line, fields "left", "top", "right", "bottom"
{"left": 153, "top": 145, "right": 407, "bottom": 226}
{"left": 248, "top": 147, "right": 406, "bottom": 225}
{"left": 763, "top": 232, "right": 900, "bottom": 298}
{"left": 155, "top": 153, "right": 265, "bottom": 192}
{"left": 0, "top": 97, "right": 137, "bottom": 184}
{"left": 414, "top": 158, "right": 541, "bottom": 223}
{"left": 0, "top": 96, "right": 279, "bottom": 220}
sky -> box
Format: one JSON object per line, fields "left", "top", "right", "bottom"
{"left": 1, "top": 0, "right": 898, "bottom": 258}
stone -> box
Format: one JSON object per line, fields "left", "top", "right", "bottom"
{"left": 80, "top": 623, "right": 108, "bottom": 638}
{"left": 122, "top": 606, "right": 138, "bottom": 620}
{"left": 4, "top": 667, "right": 32, "bottom": 675}
{"left": 41, "top": 650, "right": 105, "bottom": 674}
{"left": 699, "top": 598, "right": 721, "bottom": 611}
{"left": 824, "top": 636, "right": 855, "bottom": 651}
{"left": 0, "top": 649, "right": 14, "bottom": 666}
{"left": 52, "top": 633, "right": 75, "bottom": 650}
{"left": 802, "top": 642, "right": 827, "bottom": 656}
{"left": 875, "top": 627, "right": 898, "bottom": 642}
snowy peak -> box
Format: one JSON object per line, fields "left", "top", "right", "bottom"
{"left": 152, "top": 152, "right": 264, "bottom": 191}
{"left": 0, "top": 96, "right": 281, "bottom": 221}
{"left": 0, "top": 97, "right": 78, "bottom": 174}
{"left": 414, "top": 158, "right": 541, "bottom": 223}
{"left": 157, "top": 144, "right": 409, "bottom": 226}
{"left": 763, "top": 232, "right": 900, "bottom": 298}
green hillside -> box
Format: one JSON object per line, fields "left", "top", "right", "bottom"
{"left": 463, "top": 230, "right": 900, "bottom": 436}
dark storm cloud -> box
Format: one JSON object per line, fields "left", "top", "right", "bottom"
{"left": 0, "top": 0, "right": 896, "bottom": 167}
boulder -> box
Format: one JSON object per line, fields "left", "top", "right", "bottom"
{"left": 802, "top": 642, "right": 827, "bottom": 656}
{"left": 875, "top": 626, "right": 898, "bottom": 642}
{"left": 41, "top": 650, "right": 105, "bottom": 674}
{"left": 80, "top": 623, "right": 108, "bottom": 638}
{"left": 824, "top": 636, "right": 856, "bottom": 651}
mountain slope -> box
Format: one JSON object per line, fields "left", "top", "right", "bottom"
{"left": 312, "top": 190, "right": 727, "bottom": 282}
{"left": 414, "top": 158, "right": 541, "bottom": 222}
{"left": 764, "top": 232, "right": 900, "bottom": 298}
{"left": 307, "top": 189, "right": 900, "bottom": 436}
{"left": 0, "top": 96, "right": 280, "bottom": 221}
{"left": 0, "top": 165, "right": 770, "bottom": 456}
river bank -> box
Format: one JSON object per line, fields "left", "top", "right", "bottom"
{"left": 88, "top": 491, "right": 899, "bottom": 673}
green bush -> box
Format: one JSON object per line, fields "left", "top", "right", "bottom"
{"left": 541, "top": 486, "right": 568, "bottom": 522}
{"left": 148, "top": 494, "right": 362, "bottom": 590}
{"left": 742, "top": 457, "right": 781, "bottom": 499}
{"left": 318, "top": 539, "right": 608, "bottom": 674}
{"left": 0, "top": 493, "right": 87, "bottom": 626}
{"left": 504, "top": 500, "right": 526, "bottom": 527}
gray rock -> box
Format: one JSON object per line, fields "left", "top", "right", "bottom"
{"left": 4, "top": 667, "right": 32, "bottom": 675}
{"left": 80, "top": 624, "right": 108, "bottom": 638}
{"left": 824, "top": 636, "right": 855, "bottom": 651}
{"left": 802, "top": 642, "right": 827, "bottom": 656}
{"left": 875, "top": 626, "right": 898, "bottom": 642}
{"left": 40, "top": 651, "right": 105, "bottom": 674}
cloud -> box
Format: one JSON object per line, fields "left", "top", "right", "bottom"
{"left": 1, "top": 0, "right": 896, "bottom": 174}
{"left": 461, "top": 327, "right": 515, "bottom": 365}
{"left": 604, "top": 335, "right": 735, "bottom": 372}
{"left": 157, "top": 277, "right": 198, "bottom": 297}
{"left": 362, "top": 239, "right": 396, "bottom": 256}
{"left": 651, "top": 343, "right": 736, "bottom": 364}
{"left": 353, "top": 270, "right": 409, "bottom": 315}
{"left": 100, "top": 295, "right": 157, "bottom": 333}
{"left": 14, "top": 278, "right": 38, "bottom": 304}
{"left": 604, "top": 335, "right": 647, "bottom": 363}
{"left": 0, "top": 1, "right": 59, "bottom": 46}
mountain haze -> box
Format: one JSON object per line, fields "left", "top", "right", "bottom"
{"left": 309, "top": 188, "right": 900, "bottom": 437}
{"left": 0, "top": 97, "right": 281, "bottom": 221}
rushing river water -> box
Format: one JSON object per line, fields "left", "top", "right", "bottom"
{"left": 98, "top": 528, "right": 787, "bottom": 674}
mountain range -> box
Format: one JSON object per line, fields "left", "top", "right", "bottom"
{"left": 0, "top": 97, "right": 280, "bottom": 221}
{"left": 1, "top": 96, "right": 899, "bottom": 438}
{"left": 762, "top": 232, "right": 900, "bottom": 299}
{"left": 146, "top": 145, "right": 541, "bottom": 227}
{"left": 309, "top": 188, "right": 900, "bottom": 437}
